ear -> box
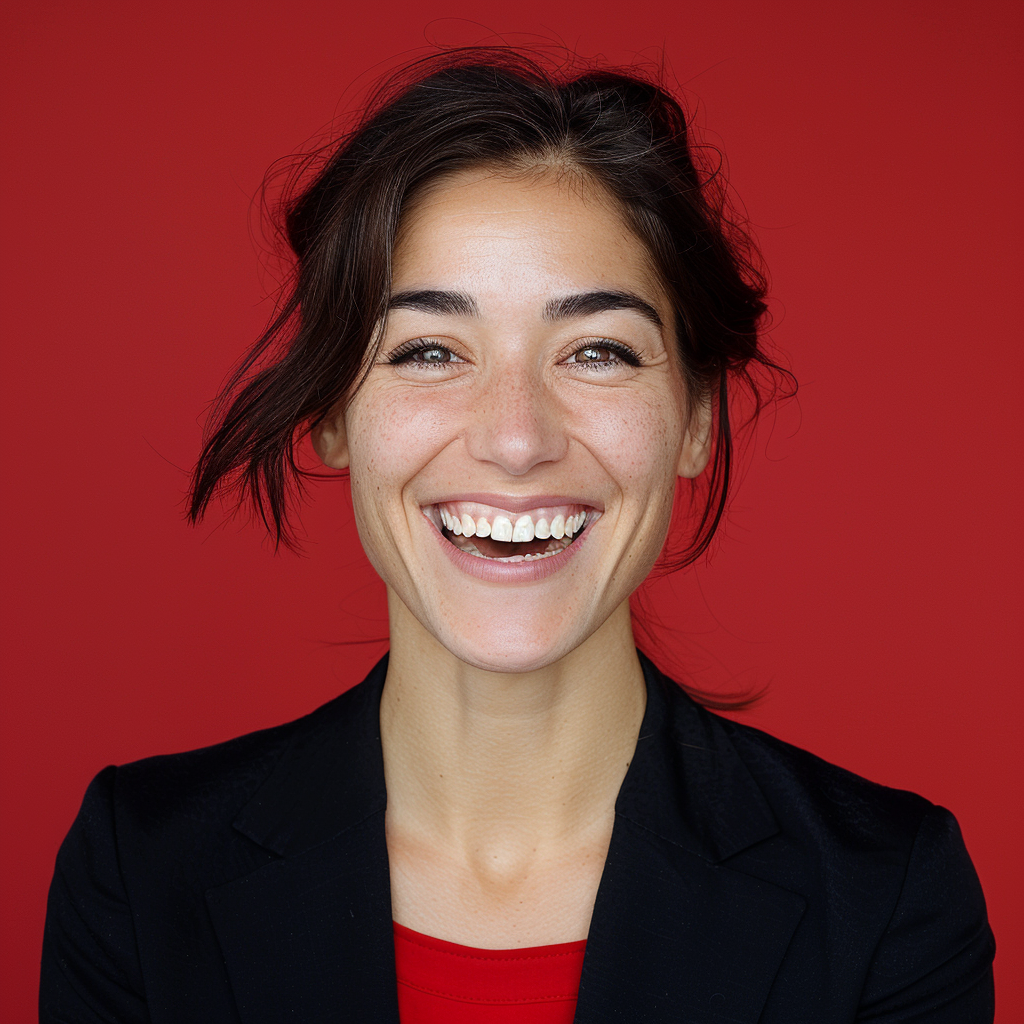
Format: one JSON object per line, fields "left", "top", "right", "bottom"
{"left": 677, "top": 397, "right": 712, "bottom": 479}
{"left": 310, "top": 406, "right": 350, "bottom": 470}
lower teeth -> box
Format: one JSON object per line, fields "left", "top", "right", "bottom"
{"left": 452, "top": 539, "right": 570, "bottom": 561}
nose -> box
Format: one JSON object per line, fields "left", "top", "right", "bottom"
{"left": 463, "top": 369, "right": 569, "bottom": 476}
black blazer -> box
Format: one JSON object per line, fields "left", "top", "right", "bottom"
{"left": 41, "top": 654, "right": 995, "bottom": 1023}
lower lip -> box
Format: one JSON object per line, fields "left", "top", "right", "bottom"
{"left": 429, "top": 521, "right": 591, "bottom": 583}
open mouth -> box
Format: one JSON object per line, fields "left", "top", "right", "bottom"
{"left": 422, "top": 501, "right": 598, "bottom": 563}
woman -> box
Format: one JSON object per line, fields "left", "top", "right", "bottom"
{"left": 41, "top": 49, "right": 995, "bottom": 1023}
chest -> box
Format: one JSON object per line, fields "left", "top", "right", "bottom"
{"left": 385, "top": 814, "right": 614, "bottom": 948}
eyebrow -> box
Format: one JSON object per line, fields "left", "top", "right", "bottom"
{"left": 544, "top": 290, "right": 664, "bottom": 329}
{"left": 386, "top": 287, "right": 663, "bottom": 329}
{"left": 387, "top": 290, "right": 478, "bottom": 317}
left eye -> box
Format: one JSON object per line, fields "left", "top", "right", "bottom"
{"left": 571, "top": 346, "right": 615, "bottom": 364}
{"left": 410, "top": 347, "right": 455, "bottom": 363}
{"left": 566, "top": 341, "right": 641, "bottom": 367}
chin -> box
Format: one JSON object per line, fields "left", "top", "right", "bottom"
{"left": 427, "top": 616, "right": 590, "bottom": 676}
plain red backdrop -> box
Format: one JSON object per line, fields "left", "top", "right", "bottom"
{"left": 2, "top": 1, "right": 1021, "bottom": 1019}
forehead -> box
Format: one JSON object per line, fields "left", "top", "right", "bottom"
{"left": 392, "top": 166, "right": 665, "bottom": 304}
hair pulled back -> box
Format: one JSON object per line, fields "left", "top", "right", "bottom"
{"left": 189, "top": 47, "right": 788, "bottom": 579}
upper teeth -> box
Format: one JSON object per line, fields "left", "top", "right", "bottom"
{"left": 435, "top": 507, "right": 588, "bottom": 542}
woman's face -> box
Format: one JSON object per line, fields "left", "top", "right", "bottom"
{"left": 315, "top": 166, "right": 709, "bottom": 673}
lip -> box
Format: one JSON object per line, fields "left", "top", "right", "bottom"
{"left": 420, "top": 493, "right": 605, "bottom": 516}
{"left": 424, "top": 509, "right": 593, "bottom": 583}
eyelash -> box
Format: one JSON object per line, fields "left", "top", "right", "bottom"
{"left": 387, "top": 339, "right": 462, "bottom": 366}
{"left": 386, "top": 339, "right": 642, "bottom": 369}
{"left": 566, "top": 339, "right": 642, "bottom": 368}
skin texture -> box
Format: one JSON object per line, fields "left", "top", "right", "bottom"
{"left": 313, "top": 166, "right": 710, "bottom": 947}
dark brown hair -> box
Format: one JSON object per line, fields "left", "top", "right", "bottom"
{"left": 188, "top": 48, "right": 791, "bottom": 694}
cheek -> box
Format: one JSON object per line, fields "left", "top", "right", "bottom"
{"left": 344, "top": 387, "right": 456, "bottom": 511}
{"left": 575, "top": 388, "right": 686, "bottom": 492}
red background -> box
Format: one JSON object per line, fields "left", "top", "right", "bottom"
{"left": 2, "top": 1, "right": 1021, "bottom": 1019}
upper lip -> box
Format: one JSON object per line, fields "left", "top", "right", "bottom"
{"left": 420, "top": 493, "right": 605, "bottom": 515}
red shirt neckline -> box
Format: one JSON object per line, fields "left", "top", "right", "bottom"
{"left": 392, "top": 920, "right": 587, "bottom": 1006}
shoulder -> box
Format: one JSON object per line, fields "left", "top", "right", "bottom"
{"left": 113, "top": 691, "right": 330, "bottom": 827}
{"left": 697, "top": 701, "right": 988, "bottom": 909}
{"left": 42, "top": 664, "right": 389, "bottom": 1022}
{"left": 647, "top": 658, "right": 932, "bottom": 854}
{"left": 84, "top": 661, "right": 387, "bottom": 863}
{"left": 708, "top": 703, "right": 933, "bottom": 848}
{"left": 654, "top": 676, "right": 995, "bottom": 1019}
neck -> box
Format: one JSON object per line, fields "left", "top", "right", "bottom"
{"left": 380, "top": 595, "right": 646, "bottom": 855}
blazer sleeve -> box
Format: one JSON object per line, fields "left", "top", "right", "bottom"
{"left": 857, "top": 804, "right": 995, "bottom": 1022}
{"left": 40, "top": 766, "right": 150, "bottom": 1024}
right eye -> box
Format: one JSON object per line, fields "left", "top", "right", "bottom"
{"left": 387, "top": 341, "right": 464, "bottom": 367}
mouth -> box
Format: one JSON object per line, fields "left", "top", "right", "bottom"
{"left": 421, "top": 500, "right": 601, "bottom": 563}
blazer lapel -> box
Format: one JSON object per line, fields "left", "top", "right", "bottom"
{"left": 574, "top": 657, "right": 806, "bottom": 1023}
{"left": 205, "top": 656, "right": 401, "bottom": 1024}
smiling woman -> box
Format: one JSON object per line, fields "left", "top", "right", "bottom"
{"left": 40, "top": 49, "right": 994, "bottom": 1024}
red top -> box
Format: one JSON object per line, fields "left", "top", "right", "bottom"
{"left": 393, "top": 921, "right": 587, "bottom": 1024}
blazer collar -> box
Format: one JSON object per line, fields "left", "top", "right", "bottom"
{"left": 206, "top": 652, "right": 804, "bottom": 1024}
{"left": 230, "top": 653, "right": 390, "bottom": 856}
{"left": 573, "top": 654, "right": 805, "bottom": 1023}
{"left": 617, "top": 652, "right": 780, "bottom": 861}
